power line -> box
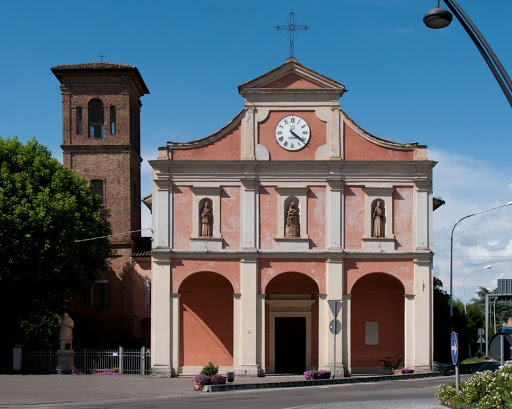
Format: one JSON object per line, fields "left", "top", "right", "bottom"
{"left": 74, "top": 228, "right": 152, "bottom": 243}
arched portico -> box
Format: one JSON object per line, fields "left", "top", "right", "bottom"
{"left": 350, "top": 273, "right": 405, "bottom": 371}
{"left": 264, "top": 272, "right": 319, "bottom": 374}
{"left": 178, "top": 271, "right": 234, "bottom": 373}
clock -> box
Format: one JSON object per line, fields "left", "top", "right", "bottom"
{"left": 275, "top": 114, "right": 311, "bottom": 151}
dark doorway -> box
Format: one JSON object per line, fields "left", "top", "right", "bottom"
{"left": 275, "top": 317, "right": 306, "bottom": 374}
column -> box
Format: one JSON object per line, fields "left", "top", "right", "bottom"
{"left": 326, "top": 256, "right": 344, "bottom": 376}
{"left": 236, "top": 257, "right": 260, "bottom": 376}
{"left": 150, "top": 255, "right": 172, "bottom": 377}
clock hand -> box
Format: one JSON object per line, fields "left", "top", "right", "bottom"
{"left": 290, "top": 130, "right": 307, "bottom": 143}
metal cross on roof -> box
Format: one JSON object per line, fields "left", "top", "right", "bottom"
{"left": 99, "top": 54, "right": 104, "bottom": 62}
{"left": 275, "top": 11, "right": 308, "bottom": 59}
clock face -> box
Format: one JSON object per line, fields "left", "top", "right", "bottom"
{"left": 275, "top": 115, "right": 311, "bottom": 151}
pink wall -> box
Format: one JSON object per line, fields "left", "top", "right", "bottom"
{"left": 220, "top": 187, "right": 241, "bottom": 249}
{"left": 351, "top": 273, "right": 404, "bottom": 367}
{"left": 172, "top": 258, "right": 240, "bottom": 294}
{"left": 308, "top": 187, "right": 326, "bottom": 249}
{"left": 259, "top": 186, "right": 278, "bottom": 249}
{"left": 259, "top": 259, "right": 326, "bottom": 294}
{"left": 393, "top": 187, "right": 413, "bottom": 250}
{"left": 262, "top": 73, "right": 323, "bottom": 89}
{"left": 172, "top": 124, "right": 241, "bottom": 160}
{"left": 173, "top": 185, "right": 192, "bottom": 249}
{"left": 259, "top": 111, "right": 326, "bottom": 161}
{"left": 179, "top": 272, "right": 233, "bottom": 366}
{"left": 344, "top": 125, "right": 414, "bottom": 161}
{"left": 345, "top": 258, "right": 414, "bottom": 295}
{"left": 344, "top": 186, "right": 365, "bottom": 249}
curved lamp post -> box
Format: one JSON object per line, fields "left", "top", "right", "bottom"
{"left": 449, "top": 202, "right": 512, "bottom": 324}
{"left": 424, "top": 0, "right": 512, "bottom": 107}
{"left": 463, "top": 264, "right": 492, "bottom": 314}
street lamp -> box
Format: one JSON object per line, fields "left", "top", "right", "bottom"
{"left": 449, "top": 202, "right": 512, "bottom": 324}
{"left": 463, "top": 265, "right": 492, "bottom": 314}
{"left": 423, "top": 0, "right": 512, "bottom": 107}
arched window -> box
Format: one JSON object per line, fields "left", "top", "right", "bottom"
{"left": 110, "top": 106, "right": 116, "bottom": 135}
{"left": 88, "top": 99, "right": 104, "bottom": 138}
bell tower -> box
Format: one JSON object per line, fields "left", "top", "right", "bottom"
{"left": 52, "top": 62, "right": 149, "bottom": 246}
{"left": 52, "top": 62, "right": 150, "bottom": 345}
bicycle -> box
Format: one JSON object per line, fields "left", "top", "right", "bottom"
{"left": 377, "top": 354, "right": 404, "bottom": 375}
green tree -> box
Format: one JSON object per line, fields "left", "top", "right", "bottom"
{"left": 0, "top": 137, "right": 113, "bottom": 349}
{"left": 434, "top": 277, "right": 470, "bottom": 362}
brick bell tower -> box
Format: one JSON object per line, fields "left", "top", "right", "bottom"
{"left": 52, "top": 62, "right": 149, "bottom": 346}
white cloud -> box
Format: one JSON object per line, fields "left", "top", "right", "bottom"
{"left": 431, "top": 148, "right": 512, "bottom": 303}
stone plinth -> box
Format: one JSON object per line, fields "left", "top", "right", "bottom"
{"left": 56, "top": 350, "right": 75, "bottom": 372}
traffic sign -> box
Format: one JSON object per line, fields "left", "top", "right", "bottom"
{"left": 328, "top": 300, "right": 342, "bottom": 318}
{"left": 329, "top": 319, "right": 341, "bottom": 335}
{"left": 451, "top": 331, "right": 459, "bottom": 365}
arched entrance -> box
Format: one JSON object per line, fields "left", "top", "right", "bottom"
{"left": 179, "top": 272, "right": 234, "bottom": 368}
{"left": 265, "top": 272, "right": 319, "bottom": 374}
{"left": 350, "top": 273, "right": 404, "bottom": 369}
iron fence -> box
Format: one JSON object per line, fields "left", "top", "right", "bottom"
{"left": 15, "top": 346, "right": 151, "bottom": 375}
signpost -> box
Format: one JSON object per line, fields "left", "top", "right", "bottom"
{"left": 328, "top": 300, "right": 342, "bottom": 378}
{"left": 451, "top": 331, "right": 460, "bottom": 393}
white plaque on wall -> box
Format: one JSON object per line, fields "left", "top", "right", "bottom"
{"left": 365, "top": 322, "right": 379, "bottom": 345}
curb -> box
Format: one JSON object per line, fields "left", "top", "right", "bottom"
{"left": 203, "top": 372, "right": 444, "bottom": 392}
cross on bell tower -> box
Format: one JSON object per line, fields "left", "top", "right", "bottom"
{"left": 275, "top": 11, "right": 308, "bottom": 59}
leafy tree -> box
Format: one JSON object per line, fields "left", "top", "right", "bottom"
{"left": 0, "top": 137, "right": 113, "bottom": 350}
{"left": 434, "top": 277, "right": 470, "bottom": 362}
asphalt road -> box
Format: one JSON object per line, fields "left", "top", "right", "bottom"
{"left": 12, "top": 376, "right": 447, "bottom": 409}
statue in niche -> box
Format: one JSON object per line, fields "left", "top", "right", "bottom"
{"left": 58, "top": 312, "right": 74, "bottom": 350}
{"left": 200, "top": 201, "right": 213, "bottom": 237}
{"left": 372, "top": 200, "right": 385, "bottom": 238}
{"left": 285, "top": 202, "right": 300, "bottom": 238}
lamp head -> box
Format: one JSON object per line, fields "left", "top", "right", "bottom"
{"left": 423, "top": 7, "right": 453, "bottom": 29}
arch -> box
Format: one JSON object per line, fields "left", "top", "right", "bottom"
{"left": 351, "top": 273, "right": 404, "bottom": 368}
{"left": 179, "top": 272, "right": 234, "bottom": 367}
{"left": 88, "top": 98, "right": 104, "bottom": 138}
{"left": 265, "top": 272, "right": 319, "bottom": 374}
{"left": 266, "top": 271, "right": 319, "bottom": 294}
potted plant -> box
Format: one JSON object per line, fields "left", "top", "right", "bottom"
{"left": 192, "top": 362, "right": 226, "bottom": 391}
{"left": 303, "top": 369, "right": 331, "bottom": 380}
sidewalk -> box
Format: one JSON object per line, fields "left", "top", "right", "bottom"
{"left": 0, "top": 372, "right": 442, "bottom": 407}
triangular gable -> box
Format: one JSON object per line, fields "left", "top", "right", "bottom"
{"left": 262, "top": 73, "right": 323, "bottom": 89}
{"left": 238, "top": 59, "right": 345, "bottom": 96}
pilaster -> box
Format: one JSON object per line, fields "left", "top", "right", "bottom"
{"left": 235, "top": 256, "right": 261, "bottom": 376}
{"left": 413, "top": 254, "right": 433, "bottom": 371}
{"left": 326, "top": 256, "right": 344, "bottom": 376}
{"left": 153, "top": 179, "right": 172, "bottom": 248}
{"left": 414, "top": 181, "right": 431, "bottom": 250}
{"left": 241, "top": 179, "right": 258, "bottom": 249}
{"left": 150, "top": 254, "right": 172, "bottom": 377}
{"left": 326, "top": 179, "right": 344, "bottom": 249}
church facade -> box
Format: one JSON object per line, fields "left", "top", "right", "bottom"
{"left": 149, "top": 59, "right": 436, "bottom": 377}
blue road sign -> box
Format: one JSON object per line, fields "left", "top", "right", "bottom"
{"left": 451, "top": 331, "right": 459, "bottom": 365}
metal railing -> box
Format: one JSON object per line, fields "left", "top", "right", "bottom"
{"left": 15, "top": 346, "right": 151, "bottom": 375}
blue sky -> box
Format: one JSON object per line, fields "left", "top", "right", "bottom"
{"left": 1, "top": 0, "right": 511, "bottom": 304}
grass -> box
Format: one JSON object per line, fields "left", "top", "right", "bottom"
{"left": 461, "top": 355, "right": 492, "bottom": 364}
